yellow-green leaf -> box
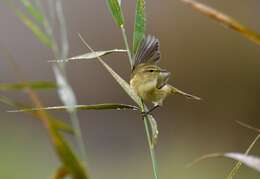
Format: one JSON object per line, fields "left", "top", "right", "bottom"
{"left": 20, "top": 0, "right": 44, "bottom": 24}
{"left": 49, "top": 127, "right": 88, "bottom": 179}
{"left": 52, "top": 166, "right": 69, "bottom": 179}
{"left": 107, "top": 0, "right": 125, "bottom": 27}
{"left": 133, "top": 0, "right": 145, "bottom": 55}
{"left": 15, "top": 9, "right": 52, "bottom": 48}
{"left": 0, "top": 81, "right": 56, "bottom": 91}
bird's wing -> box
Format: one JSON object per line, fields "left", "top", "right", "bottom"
{"left": 132, "top": 35, "right": 160, "bottom": 71}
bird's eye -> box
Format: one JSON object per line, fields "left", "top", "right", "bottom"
{"left": 149, "top": 70, "right": 154, "bottom": 72}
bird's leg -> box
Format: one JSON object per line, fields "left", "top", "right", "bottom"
{"left": 141, "top": 104, "right": 160, "bottom": 117}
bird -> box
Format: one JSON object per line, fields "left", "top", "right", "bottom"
{"left": 130, "top": 35, "right": 201, "bottom": 115}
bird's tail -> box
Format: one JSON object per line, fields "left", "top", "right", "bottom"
{"left": 169, "top": 85, "right": 202, "bottom": 100}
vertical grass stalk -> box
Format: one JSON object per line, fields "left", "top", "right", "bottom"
{"left": 120, "top": 25, "right": 160, "bottom": 179}
{"left": 142, "top": 104, "right": 160, "bottom": 179}
{"left": 121, "top": 26, "right": 133, "bottom": 68}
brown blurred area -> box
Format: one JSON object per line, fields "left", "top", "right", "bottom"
{"left": 0, "top": 0, "right": 260, "bottom": 179}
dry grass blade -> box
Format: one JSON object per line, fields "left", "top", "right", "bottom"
{"left": 225, "top": 153, "right": 260, "bottom": 173}
{"left": 181, "top": 0, "right": 260, "bottom": 45}
{"left": 236, "top": 121, "right": 260, "bottom": 133}
{"left": 227, "top": 121, "right": 260, "bottom": 179}
{"left": 187, "top": 153, "right": 221, "bottom": 167}
{"left": 49, "top": 49, "right": 127, "bottom": 63}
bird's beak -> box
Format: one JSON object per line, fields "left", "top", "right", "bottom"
{"left": 160, "top": 71, "right": 171, "bottom": 80}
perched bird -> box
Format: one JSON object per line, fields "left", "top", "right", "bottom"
{"left": 130, "top": 35, "right": 201, "bottom": 114}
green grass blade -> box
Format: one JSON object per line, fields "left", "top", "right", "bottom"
{"left": 181, "top": 0, "right": 260, "bottom": 45}
{"left": 0, "top": 81, "right": 56, "bottom": 91}
{"left": 15, "top": 9, "right": 53, "bottom": 48}
{"left": 49, "top": 127, "right": 88, "bottom": 179}
{"left": 8, "top": 103, "right": 139, "bottom": 112}
{"left": 19, "top": 0, "right": 44, "bottom": 24}
{"left": 133, "top": 0, "right": 145, "bottom": 55}
{"left": 107, "top": 0, "right": 125, "bottom": 27}
{"left": 49, "top": 49, "right": 127, "bottom": 63}
{"left": 51, "top": 118, "right": 74, "bottom": 134}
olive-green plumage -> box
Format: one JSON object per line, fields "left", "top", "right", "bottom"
{"left": 130, "top": 35, "right": 201, "bottom": 108}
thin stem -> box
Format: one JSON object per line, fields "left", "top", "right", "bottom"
{"left": 45, "top": 0, "right": 87, "bottom": 167}
{"left": 226, "top": 134, "right": 260, "bottom": 179}
{"left": 120, "top": 22, "right": 160, "bottom": 179}
{"left": 142, "top": 106, "right": 160, "bottom": 179}
{"left": 121, "top": 26, "right": 133, "bottom": 68}
{"left": 70, "top": 110, "right": 89, "bottom": 168}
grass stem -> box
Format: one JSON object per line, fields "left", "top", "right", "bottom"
{"left": 121, "top": 26, "right": 133, "bottom": 68}
{"left": 120, "top": 25, "right": 160, "bottom": 179}
{"left": 143, "top": 109, "right": 160, "bottom": 179}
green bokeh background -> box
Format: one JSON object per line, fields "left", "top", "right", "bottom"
{"left": 0, "top": 0, "right": 260, "bottom": 178}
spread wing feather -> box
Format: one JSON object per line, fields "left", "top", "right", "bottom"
{"left": 132, "top": 35, "right": 160, "bottom": 70}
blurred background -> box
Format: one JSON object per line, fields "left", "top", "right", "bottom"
{"left": 0, "top": 0, "right": 260, "bottom": 178}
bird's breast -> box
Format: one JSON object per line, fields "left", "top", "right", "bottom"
{"left": 130, "top": 77, "right": 167, "bottom": 104}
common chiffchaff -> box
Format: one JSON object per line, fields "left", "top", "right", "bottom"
{"left": 130, "top": 35, "right": 201, "bottom": 114}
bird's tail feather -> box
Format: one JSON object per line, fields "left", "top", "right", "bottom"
{"left": 170, "top": 86, "right": 202, "bottom": 100}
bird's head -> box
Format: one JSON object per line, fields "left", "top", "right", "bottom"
{"left": 131, "top": 64, "right": 171, "bottom": 85}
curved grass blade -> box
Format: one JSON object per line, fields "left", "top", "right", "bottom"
{"left": 107, "top": 0, "right": 125, "bottom": 27}
{"left": 8, "top": 103, "right": 139, "bottom": 113}
{"left": 188, "top": 152, "right": 260, "bottom": 173}
{"left": 0, "top": 95, "right": 73, "bottom": 134}
{"left": 49, "top": 127, "right": 89, "bottom": 179}
{"left": 227, "top": 122, "right": 260, "bottom": 179}
{"left": 0, "top": 81, "right": 56, "bottom": 91}
{"left": 133, "top": 0, "right": 145, "bottom": 55}
{"left": 224, "top": 153, "right": 260, "bottom": 173}
{"left": 181, "top": 0, "right": 260, "bottom": 45}
{"left": 20, "top": 0, "right": 44, "bottom": 24}
{"left": 49, "top": 49, "right": 127, "bottom": 63}
{"left": 15, "top": 8, "right": 53, "bottom": 48}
